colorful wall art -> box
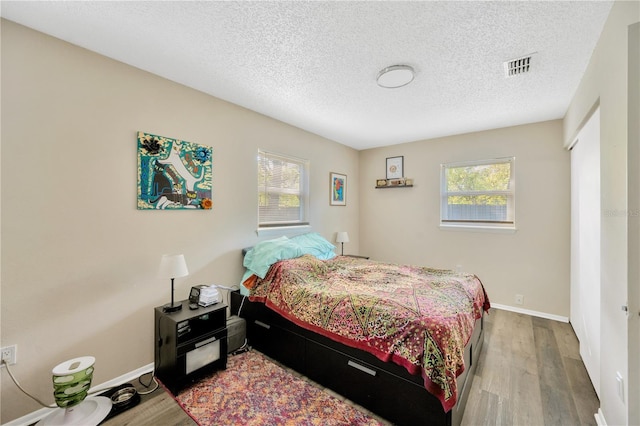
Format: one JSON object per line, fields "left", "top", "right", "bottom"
{"left": 330, "top": 172, "right": 347, "bottom": 206}
{"left": 137, "top": 131, "right": 212, "bottom": 210}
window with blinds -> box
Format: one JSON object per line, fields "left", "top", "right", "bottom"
{"left": 258, "top": 150, "right": 310, "bottom": 227}
{"left": 441, "top": 157, "right": 515, "bottom": 228}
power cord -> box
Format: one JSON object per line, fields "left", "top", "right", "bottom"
{"left": 135, "top": 311, "right": 167, "bottom": 396}
{"left": 6, "top": 293, "right": 244, "bottom": 404}
{"left": 229, "top": 339, "right": 251, "bottom": 356}
{"left": 2, "top": 357, "right": 126, "bottom": 406}
{"left": 1, "top": 359, "right": 56, "bottom": 408}
{"left": 238, "top": 294, "right": 247, "bottom": 317}
{"left": 2, "top": 355, "right": 160, "bottom": 403}
{"left": 136, "top": 371, "right": 159, "bottom": 395}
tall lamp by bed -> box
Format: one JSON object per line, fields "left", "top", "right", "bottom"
{"left": 158, "top": 254, "right": 189, "bottom": 313}
{"left": 336, "top": 232, "right": 349, "bottom": 256}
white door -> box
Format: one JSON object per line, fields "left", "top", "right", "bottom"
{"left": 570, "top": 106, "right": 601, "bottom": 396}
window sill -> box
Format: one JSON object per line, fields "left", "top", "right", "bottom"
{"left": 439, "top": 224, "right": 517, "bottom": 234}
{"left": 256, "top": 224, "right": 311, "bottom": 237}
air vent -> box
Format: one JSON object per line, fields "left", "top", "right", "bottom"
{"left": 504, "top": 54, "right": 535, "bottom": 77}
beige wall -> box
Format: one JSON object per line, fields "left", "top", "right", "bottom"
{"left": 359, "top": 120, "right": 570, "bottom": 318}
{"left": 563, "top": 2, "right": 640, "bottom": 425}
{"left": 0, "top": 20, "right": 359, "bottom": 422}
{"left": 3, "top": 2, "right": 637, "bottom": 423}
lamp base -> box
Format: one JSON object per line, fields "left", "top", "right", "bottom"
{"left": 163, "top": 302, "right": 182, "bottom": 313}
{"left": 37, "top": 396, "right": 112, "bottom": 426}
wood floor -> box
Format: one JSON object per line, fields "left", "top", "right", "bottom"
{"left": 461, "top": 309, "right": 599, "bottom": 426}
{"left": 103, "top": 309, "right": 599, "bottom": 426}
{"left": 101, "top": 391, "right": 195, "bottom": 426}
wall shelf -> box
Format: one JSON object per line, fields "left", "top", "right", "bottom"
{"left": 375, "top": 185, "right": 414, "bottom": 189}
{"left": 375, "top": 178, "right": 413, "bottom": 189}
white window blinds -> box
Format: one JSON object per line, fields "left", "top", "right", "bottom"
{"left": 258, "top": 150, "right": 309, "bottom": 227}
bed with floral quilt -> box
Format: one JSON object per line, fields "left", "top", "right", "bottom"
{"left": 233, "top": 234, "right": 490, "bottom": 426}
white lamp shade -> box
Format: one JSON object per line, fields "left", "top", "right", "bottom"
{"left": 158, "top": 254, "right": 189, "bottom": 279}
{"left": 336, "top": 232, "right": 350, "bottom": 243}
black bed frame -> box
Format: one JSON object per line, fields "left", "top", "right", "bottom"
{"left": 230, "top": 290, "right": 484, "bottom": 426}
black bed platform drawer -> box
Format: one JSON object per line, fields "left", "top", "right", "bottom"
{"left": 246, "top": 316, "right": 306, "bottom": 372}
{"left": 238, "top": 294, "right": 302, "bottom": 330}
{"left": 305, "top": 339, "right": 449, "bottom": 426}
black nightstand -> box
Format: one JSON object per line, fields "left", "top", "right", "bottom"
{"left": 344, "top": 254, "right": 370, "bottom": 259}
{"left": 154, "top": 300, "right": 227, "bottom": 394}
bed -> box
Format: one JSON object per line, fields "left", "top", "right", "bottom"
{"left": 230, "top": 234, "right": 490, "bottom": 426}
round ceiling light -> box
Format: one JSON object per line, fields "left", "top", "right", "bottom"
{"left": 376, "top": 65, "right": 415, "bottom": 88}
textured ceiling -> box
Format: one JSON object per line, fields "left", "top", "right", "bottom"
{"left": 1, "top": 1, "right": 613, "bottom": 150}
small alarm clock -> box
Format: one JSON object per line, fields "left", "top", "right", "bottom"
{"left": 189, "top": 285, "right": 207, "bottom": 304}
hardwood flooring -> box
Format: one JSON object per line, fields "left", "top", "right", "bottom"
{"left": 103, "top": 309, "right": 599, "bottom": 425}
{"left": 101, "top": 391, "right": 195, "bottom": 426}
{"left": 461, "top": 309, "right": 600, "bottom": 426}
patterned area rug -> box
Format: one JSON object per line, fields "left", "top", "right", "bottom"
{"left": 174, "top": 350, "right": 386, "bottom": 425}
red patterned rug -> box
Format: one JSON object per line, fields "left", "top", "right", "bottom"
{"left": 173, "top": 350, "right": 386, "bottom": 425}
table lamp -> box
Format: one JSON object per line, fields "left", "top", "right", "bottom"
{"left": 336, "top": 232, "right": 349, "bottom": 256}
{"left": 158, "top": 254, "right": 189, "bottom": 312}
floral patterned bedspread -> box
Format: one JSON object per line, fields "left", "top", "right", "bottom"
{"left": 245, "top": 255, "right": 490, "bottom": 412}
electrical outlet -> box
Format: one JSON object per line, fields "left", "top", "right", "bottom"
{"left": 1, "top": 345, "right": 17, "bottom": 366}
{"left": 515, "top": 294, "right": 524, "bottom": 305}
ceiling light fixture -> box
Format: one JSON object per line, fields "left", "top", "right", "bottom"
{"left": 376, "top": 65, "right": 415, "bottom": 88}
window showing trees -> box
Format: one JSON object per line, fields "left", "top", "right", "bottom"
{"left": 258, "top": 150, "right": 309, "bottom": 227}
{"left": 441, "top": 158, "right": 515, "bottom": 227}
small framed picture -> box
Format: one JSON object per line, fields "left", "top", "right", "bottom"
{"left": 386, "top": 156, "right": 404, "bottom": 179}
{"left": 330, "top": 172, "right": 347, "bottom": 206}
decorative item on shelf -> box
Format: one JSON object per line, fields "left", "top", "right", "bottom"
{"left": 330, "top": 172, "right": 347, "bottom": 206}
{"left": 335, "top": 231, "right": 349, "bottom": 256}
{"left": 375, "top": 178, "right": 414, "bottom": 188}
{"left": 158, "top": 254, "right": 189, "bottom": 313}
{"left": 36, "top": 356, "right": 112, "bottom": 426}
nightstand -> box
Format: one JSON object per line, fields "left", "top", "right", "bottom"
{"left": 344, "top": 254, "right": 370, "bottom": 259}
{"left": 154, "top": 300, "right": 227, "bottom": 393}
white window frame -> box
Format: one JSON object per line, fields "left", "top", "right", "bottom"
{"left": 440, "top": 157, "right": 516, "bottom": 232}
{"left": 257, "top": 150, "right": 310, "bottom": 231}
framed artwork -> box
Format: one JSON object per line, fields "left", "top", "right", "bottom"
{"left": 330, "top": 172, "right": 347, "bottom": 206}
{"left": 386, "top": 156, "right": 404, "bottom": 179}
{"left": 137, "top": 131, "right": 213, "bottom": 210}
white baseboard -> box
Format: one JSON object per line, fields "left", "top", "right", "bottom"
{"left": 595, "top": 408, "right": 607, "bottom": 425}
{"left": 490, "top": 303, "right": 569, "bottom": 323}
{"left": 4, "top": 363, "right": 154, "bottom": 426}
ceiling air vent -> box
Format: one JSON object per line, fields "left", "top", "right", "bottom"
{"left": 504, "top": 53, "right": 535, "bottom": 78}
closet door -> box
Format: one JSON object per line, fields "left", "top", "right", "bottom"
{"left": 570, "top": 106, "right": 601, "bottom": 396}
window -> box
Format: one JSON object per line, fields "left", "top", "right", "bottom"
{"left": 258, "top": 150, "right": 310, "bottom": 228}
{"left": 440, "top": 157, "right": 515, "bottom": 228}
